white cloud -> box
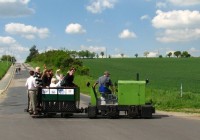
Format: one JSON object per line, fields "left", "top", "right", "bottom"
{"left": 43, "top": 46, "right": 58, "bottom": 52}
{"left": 111, "top": 53, "right": 128, "bottom": 58}
{"left": 86, "top": 0, "right": 117, "bottom": 14}
{"left": 0, "top": 0, "right": 34, "bottom": 18}
{"left": 0, "top": 36, "right": 29, "bottom": 62}
{"left": 156, "top": 28, "right": 200, "bottom": 42}
{"left": 65, "top": 23, "right": 86, "bottom": 34}
{"left": 189, "top": 47, "right": 199, "bottom": 52}
{"left": 80, "top": 45, "right": 106, "bottom": 52}
{"left": 167, "top": 0, "right": 200, "bottom": 6}
{"left": 188, "top": 47, "right": 200, "bottom": 56}
{"left": 156, "top": 2, "right": 167, "bottom": 8}
{"left": 140, "top": 15, "right": 150, "bottom": 20}
{"left": 166, "top": 50, "right": 175, "bottom": 54}
{"left": 5, "top": 23, "right": 50, "bottom": 39}
{"left": 152, "top": 10, "right": 200, "bottom": 42}
{"left": 148, "top": 52, "right": 158, "bottom": 57}
{"left": 119, "top": 29, "right": 137, "bottom": 39}
{"left": 152, "top": 10, "right": 200, "bottom": 29}
{"left": 0, "top": 36, "right": 16, "bottom": 44}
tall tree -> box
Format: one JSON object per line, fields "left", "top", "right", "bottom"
{"left": 144, "top": 51, "right": 149, "bottom": 58}
{"left": 26, "top": 45, "right": 39, "bottom": 62}
{"left": 100, "top": 51, "right": 104, "bottom": 58}
{"left": 167, "top": 52, "right": 172, "bottom": 58}
{"left": 174, "top": 51, "right": 181, "bottom": 58}
{"left": 182, "top": 51, "right": 191, "bottom": 58}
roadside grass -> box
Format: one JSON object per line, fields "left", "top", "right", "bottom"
{"left": 146, "top": 88, "right": 200, "bottom": 113}
{"left": 0, "top": 61, "right": 11, "bottom": 80}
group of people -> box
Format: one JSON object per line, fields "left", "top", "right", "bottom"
{"left": 25, "top": 66, "right": 77, "bottom": 115}
{"left": 25, "top": 64, "right": 115, "bottom": 115}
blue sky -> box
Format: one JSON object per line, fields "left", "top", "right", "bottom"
{"left": 0, "top": 0, "right": 200, "bottom": 62}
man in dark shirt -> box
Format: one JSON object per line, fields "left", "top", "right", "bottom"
{"left": 93, "top": 71, "right": 114, "bottom": 96}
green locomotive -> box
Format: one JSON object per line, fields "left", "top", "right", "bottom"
{"left": 88, "top": 80, "right": 155, "bottom": 118}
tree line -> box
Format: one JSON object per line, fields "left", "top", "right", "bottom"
{"left": 0, "top": 55, "right": 16, "bottom": 63}
{"left": 26, "top": 45, "right": 90, "bottom": 75}
{"left": 143, "top": 51, "right": 191, "bottom": 58}
{"left": 167, "top": 51, "right": 191, "bottom": 58}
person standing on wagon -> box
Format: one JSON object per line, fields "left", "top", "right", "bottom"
{"left": 60, "top": 67, "right": 77, "bottom": 87}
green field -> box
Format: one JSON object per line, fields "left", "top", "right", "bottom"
{"left": 82, "top": 58, "right": 200, "bottom": 93}
{"left": 0, "top": 61, "right": 11, "bottom": 80}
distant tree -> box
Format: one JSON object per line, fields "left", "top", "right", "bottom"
{"left": 85, "top": 50, "right": 90, "bottom": 58}
{"left": 26, "top": 45, "right": 39, "bottom": 62}
{"left": 182, "top": 51, "right": 191, "bottom": 58}
{"left": 135, "top": 53, "right": 138, "bottom": 58}
{"left": 174, "top": 51, "right": 181, "bottom": 58}
{"left": 1, "top": 55, "right": 16, "bottom": 62}
{"left": 144, "top": 51, "right": 149, "bottom": 58}
{"left": 167, "top": 52, "right": 172, "bottom": 58}
{"left": 100, "top": 51, "right": 104, "bottom": 58}
{"left": 96, "top": 54, "right": 99, "bottom": 58}
{"left": 186, "top": 54, "right": 191, "bottom": 58}
{"left": 11, "top": 56, "right": 16, "bottom": 63}
{"left": 108, "top": 55, "right": 111, "bottom": 58}
{"left": 90, "top": 52, "right": 96, "bottom": 58}
{"left": 121, "top": 53, "right": 124, "bottom": 58}
{"left": 78, "top": 50, "right": 85, "bottom": 58}
{"left": 159, "top": 55, "right": 163, "bottom": 58}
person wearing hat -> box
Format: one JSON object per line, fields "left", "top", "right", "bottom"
{"left": 93, "top": 71, "right": 114, "bottom": 97}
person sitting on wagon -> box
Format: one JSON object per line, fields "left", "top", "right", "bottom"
{"left": 49, "top": 78, "right": 60, "bottom": 87}
{"left": 93, "top": 71, "right": 115, "bottom": 98}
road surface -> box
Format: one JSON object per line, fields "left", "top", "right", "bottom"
{"left": 0, "top": 64, "right": 200, "bottom": 140}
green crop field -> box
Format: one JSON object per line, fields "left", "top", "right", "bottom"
{"left": 82, "top": 58, "right": 200, "bottom": 93}
{"left": 0, "top": 61, "right": 11, "bottom": 80}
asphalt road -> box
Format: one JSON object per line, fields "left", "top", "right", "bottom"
{"left": 0, "top": 64, "right": 200, "bottom": 140}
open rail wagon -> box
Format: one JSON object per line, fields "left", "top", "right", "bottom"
{"left": 27, "top": 80, "right": 155, "bottom": 118}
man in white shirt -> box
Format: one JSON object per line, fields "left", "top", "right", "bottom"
{"left": 25, "top": 70, "right": 37, "bottom": 115}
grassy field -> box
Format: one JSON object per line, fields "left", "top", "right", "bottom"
{"left": 82, "top": 58, "right": 200, "bottom": 93}
{"left": 0, "top": 61, "right": 11, "bottom": 80}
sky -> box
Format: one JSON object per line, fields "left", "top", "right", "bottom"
{"left": 0, "top": 0, "right": 200, "bottom": 62}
